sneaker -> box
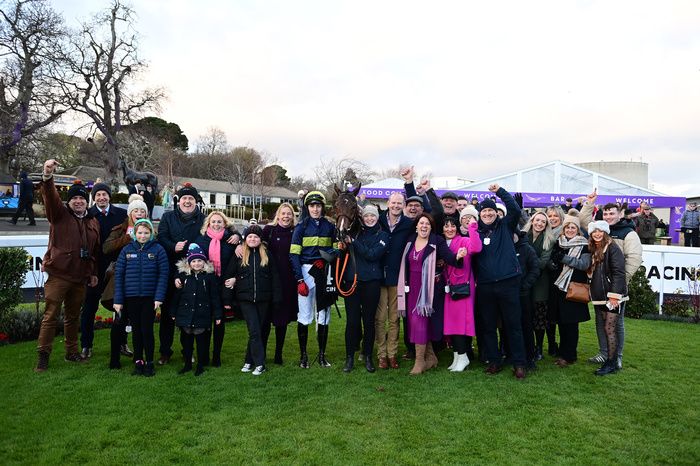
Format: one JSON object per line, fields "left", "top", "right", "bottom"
{"left": 35, "top": 351, "right": 50, "bottom": 373}
{"left": 120, "top": 344, "right": 134, "bottom": 357}
{"left": 132, "top": 360, "right": 144, "bottom": 376}
{"left": 587, "top": 352, "right": 606, "bottom": 364}
{"left": 65, "top": 353, "right": 86, "bottom": 363}
{"left": 157, "top": 354, "right": 171, "bottom": 365}
{"left": 252, "top": 365, "right": 266, "bottom": 376}
{"left": 616, "top": 356, "right": 623, "bottom": 370}
{"left": 81, "top": 347, "right": 93, "bottom": 359}
{"left": 241, "top": 363, "right": 252, "bottom": 373}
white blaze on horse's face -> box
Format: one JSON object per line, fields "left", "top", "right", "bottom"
{"left": 338, "top": 216, "right": 346, "bottom": 232}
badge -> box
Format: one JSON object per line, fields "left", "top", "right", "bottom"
{"left": 445, "top": 285, "right": 450, "bottom": 293}
{"left": 484, "top": 238, "right": 491, "bottom": 246}
{"left": 405, "top": 285, "right": 410, "bottom": 293}
{"left": 125, "top": 325, "right": 132, "bottom": 333}
{"left": 148, "top": 253, "right": 155, "bottom": 259}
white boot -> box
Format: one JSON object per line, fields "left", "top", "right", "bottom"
{"left": 447, "top": 352, "right": 458, "bottom": 371}
{"left": 451, "top": 353, "right": 470, "bottom": 372}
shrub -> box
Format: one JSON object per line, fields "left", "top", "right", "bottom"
{"left": 0, "top": 248, "right": 30, "bottom": 319}
{"left": 0, "top": 309, "right": 43, "bottom": 343}
{"left": 626, "top": 266, "right": 657, "bottom": 319}
{"left": 641, "top": 312, "right": 694, "bottom": 323}
{"left": 661, "top": 297, "right": 693, "bottom": 318}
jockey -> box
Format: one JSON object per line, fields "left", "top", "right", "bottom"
{"left": 290, "top": 191, "right": 338, "bottom": 368}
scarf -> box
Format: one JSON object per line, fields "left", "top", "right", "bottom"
{"left": 553, "top": 235, "right": 588, "bottom": 292}
{"left": 178, "top": 206, "right": 200, "bottom": 222}
{"left": 207, "top": 227, "right": 225, "bottom": 276}
{"left": 396, "top": 240, "right": 436, "bottom": 318}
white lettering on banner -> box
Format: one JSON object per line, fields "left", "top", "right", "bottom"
{"left": 615, "top": 197, "right": 654, "bottom": 206}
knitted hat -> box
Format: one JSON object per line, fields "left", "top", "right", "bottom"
{"left": 244, "top": 224, "right": 263, "bottom": 240}
{"left": 480, "top": 198, "right": 497, "bottom": 211}
{"left": 187, "top": 243, "right": 207, "bottom": 263}
{"left": 127, "top": 194, "right": 148, "bottom": 217}
{"left": 92, "top": 182, "right": 111, "bottom": 198}
{"left": 405, "top": 195, "right": 423, "bottom": 205}
{"left": 562, "top": 213, "right": 581, "bottom": 229}
{"left": 588, "top": 220, "right": 610, "bottom": 235}
{"left": 460, "top": 205, "right": 479, "bottom": 221}
{"left": 177, "top": 182, "right": 198, "bottom": 199}
{"left": 132, "top": 218, "right": 155, "bottom": 241}
{"left": 362, "top": 204, "right": 379, "bottom": 218}
{"left": 66, "top": 180, "right": 89, "bottom": 203}
{"left": 495, "top": 203, "right": 507, "bottom": 216}
{"left": 441, "top": 191, "right": 458, "bottom": 201}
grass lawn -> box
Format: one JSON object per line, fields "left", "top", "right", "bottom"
{"left": 1, "top": 310, "right": 698, "bottom": 465}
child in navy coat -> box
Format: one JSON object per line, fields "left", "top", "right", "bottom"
{"left": 113, "top": 219, "right": 169, "bottom": 376}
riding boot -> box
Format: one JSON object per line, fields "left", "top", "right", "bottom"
{"left": 318, "top": 324, "right": 331, "bottom": 367}
{"left": 343, "top": 353, "right": 354, "bottom": 373}
{"left": 410, "top": 344, "right": 427, "bottom": 375}
{"left": 298, "top": 324, "right": 309, "bottom": 368}
{"left": 274, "top": 325, "right": 287, "bottom": 365}
{"left": 424, "top": 342, "right": 438, "bottom": 370}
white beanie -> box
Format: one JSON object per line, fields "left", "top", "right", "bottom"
{"left": 460, "top": 205, "right": 479, "bottom": 221}
{"left": 495, "top": 203, "right": 507, "bottom": 216}
{"left": 127, "top": 194, "right": 148, "bottom": 217}
{"left": 588, "top": 220, "right": 610, "bottom": 235}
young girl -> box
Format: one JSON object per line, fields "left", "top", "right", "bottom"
{"left": 223, "top": 225, "right": 281, "bottom": 376}
{"left": 113, "top": 218, "right": 169, "bottom": 376}
{"left": 171, "top": 244, "right": 222, "bottom": 376}
{"left": 587, "top": 220, "right": 628, "bottom": 376}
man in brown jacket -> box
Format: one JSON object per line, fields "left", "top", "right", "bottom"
{"left": 35, "top": 159, "right": 100, "bottom": 372}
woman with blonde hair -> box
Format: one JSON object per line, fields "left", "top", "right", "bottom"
{"left": 521, "top": 211, "right": 556, "bottom": 360}
{"left": 195, "top": 210, "right": 240, "bottom": 367}
{"left": 260, "top": 202, "right": 298, "bottom": 364}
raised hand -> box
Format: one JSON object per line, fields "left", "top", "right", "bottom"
{"left": 43, "top": 159, "right": 59, "bottom": 175}
{"left": 488, "top": 183, "right": 500, "bottom": 193}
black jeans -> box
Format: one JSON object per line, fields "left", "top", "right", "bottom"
{"left": 476, "top": 276, "right": 526, "bottom": 367}
{"left": 158, "top": 281, "right": 177, "bottom": 357}
{"left": 520, "top": 292, "right": 536, "bottom": 362}
{"left": 12, "top": 198, "right": 35, "bottom": 223}
{"left": 81, "top": 277, "right": 127, "bottom": 349}
{"left": 180, "top": 331, "right": 208, "bottom": 368}
{"left": 344, "top": 280, "right": 380, "bottom": 356}
{"left": 558, "top": 322, "right": 580, "bottom": 363}
{"left": 125, "top": 296, "right": 156, "bottom": 362}
{"left": 684, "top": 228, "right": 699, "bottom": 247}
{"left": 241, "top": 300, "right": 270, "bottom": 367}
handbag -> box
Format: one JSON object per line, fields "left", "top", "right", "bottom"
{"left": 566, "top": 281, "right": 590, "bottom": 303}
{"left": 448, "top": 281, "right": 470, "bottom": 300}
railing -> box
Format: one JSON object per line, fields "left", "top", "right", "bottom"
{"left": 201, "top": 204, "right": 247, "bottom": 220}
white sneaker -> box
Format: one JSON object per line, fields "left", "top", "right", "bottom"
{"left": 451, "top": 354, "right": 470, "bottom": 372}
{"left": 587, "top": 352, "right": 606, "bottom": 364}
{"left": 241, "top": 363, "right": 252, "bottom": 373}
{"left": 447, "top": 352, "right": 458, "bottom": 371}
{"left": 252, "top": 365, "right": 266, "bottom": 376}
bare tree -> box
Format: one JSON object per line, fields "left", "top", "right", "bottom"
{"left": 194, "top": 126, "right": 229, "bottom": 156}
{"left": 314, "top": 156, "right": 376, "bottom": 198}
{"left": 59, "top": 0, "right": 164, "bottom": 185}
{"left": 0, "top": 0, "right": 70, "bottom": 181}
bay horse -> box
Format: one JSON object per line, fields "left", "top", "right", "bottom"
{"left": 332, "top": 183, "right": 362, "bottom": 297}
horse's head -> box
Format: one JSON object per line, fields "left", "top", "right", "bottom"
{"left": 333, "top": 183, "right": 362, "bottom": 241}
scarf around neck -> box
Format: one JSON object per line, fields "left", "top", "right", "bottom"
{"left": 207, "top": 227, "right": 225, "bottom": 275}
{"left": 554, "top": 235, "right": 588, "bottom": 292}
{"left": 396, "top": 239, "right": 436, "bottom": 317}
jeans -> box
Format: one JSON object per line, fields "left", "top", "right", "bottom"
{"left": 594, "top": 301, "right": 625, "bottom": 358}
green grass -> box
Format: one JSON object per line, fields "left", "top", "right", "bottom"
{"left": 1, "top": 313, "right": 698, "bottom": 465}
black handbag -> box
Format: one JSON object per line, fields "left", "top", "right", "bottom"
{"left": 448, "top": 281, "right": 470, "bottom": 300}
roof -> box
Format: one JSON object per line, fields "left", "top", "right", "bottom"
{"left": 59, "top": 166, "right": 298, "bottom": 199}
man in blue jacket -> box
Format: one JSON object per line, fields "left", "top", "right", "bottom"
{"left": 10, "top": 172, "right": 36, "bottom": 225}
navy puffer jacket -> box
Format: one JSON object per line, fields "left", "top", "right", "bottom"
{"left": 340, "top": 222, "right": 390, "bottom": 283}
{"left": 113, "top": 240, "right": 169, "bottom": 304}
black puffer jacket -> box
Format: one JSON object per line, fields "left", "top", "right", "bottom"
{"left": 171, "top": 259, "right": 223, "bottom": 329}
{"left": 589, "top": 241, "right": 628, "bottom": 305}
{"left": 222, "top": 246, "right": 282, "bottom": 305}
{"left": 514, "top": 231, "right": 540, "bottom": 296}
{"left": 157, "top": 207, "right": 206, "bottom": 271}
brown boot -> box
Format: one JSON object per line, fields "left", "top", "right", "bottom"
{"left": 410, "top": 344, "right": 426, "bottom": 375}
{"left": 35, "top": 351, "right": 49, "bottom": 373}
{"left": 424, "top": 342, "right": 438, "bottom": 370}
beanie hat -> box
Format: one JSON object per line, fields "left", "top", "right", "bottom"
{"left": 460, "top": 205, "right": 479, "bottom": 221}
{"left": 132, "top": 218, "right": 155, "bottom": 241}
{"left": 67, "top": 180, "right": 89, "bottom": 203}
{"left": 92, "top": 182, "right": 111, "bottom": 198}
{"left": 362, "top": 204, "right": 379, "bottom": 218}
{"left": 244, "top": 224, "right": 263, "bottom": 240}
{"left": 187, "top": 243, "right": 207, "bottom": 263}
{"left": 127, "top": 194, "right": 148, "bottom": 217}
{"left": 562, "top": 214, "right": 581, "bottom": 229}
{"left": 177, "top": 182, "right": 198, "bottom": 199}
{"left": 588, "top": 220, "right": 610, "bottom": 235}
{"left": 495, "top": 203, "right": 507, "bottom": 216}
{"left": 480, "top": 198, "right": 497, "bottom": 212}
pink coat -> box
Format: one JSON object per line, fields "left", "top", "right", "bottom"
{"left": 443, "top": 223, "right": 482, "bottom": 336}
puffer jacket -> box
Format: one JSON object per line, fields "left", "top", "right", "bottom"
{"left": 339, "top": 222, "right": 390, "bottom": 283}
{"left": 681, "top": 208, "right": 700, "bottom": 229}
{"left": 514, "top": 231, "right": 540, "bottom": 296}
{"left": 223, "top": 247, "right": 281, "bottom": 305}
{"left": 171, "top": 259, "right": 223, "bottom": 329}
{"left": 589, "top": 241, "right": 628, "bottom": 305}
{"left": 113, "top": 239, "right": 169, "bottom": 304}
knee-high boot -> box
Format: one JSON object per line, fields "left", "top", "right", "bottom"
{"left": 298, "top": 324, "right": 309, "bottom": 368}
{"left": 424, "top": 342, "right": 438, "bottom": 370}
{"left": 274, "top": 325, "right": 287, "bottom": 364}
{"left": 410, "top": 344, "right": 427, "bottom": 375}
{"left": 318, "top": 324, "right": 331, "bottom": 367}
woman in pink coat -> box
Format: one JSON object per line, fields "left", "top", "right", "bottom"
{"left": 443, "top": 216, "right": 482, "bottom": 372}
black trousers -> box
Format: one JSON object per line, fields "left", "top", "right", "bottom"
{"left": 684, "top": 228, "right": 699, "bottom": 247}
{"left": 158, "top": 281, "right": 177, "bottom": 357}
{"left": 558, "top": 322, "right": 580, "bottom": 363}
{"left": 344, "top": 280, "right": 380, "bottom": 356}
{"left": 11, "top": 198, "right": 35, "bottom": 223}
{"left": 241, "top": 300, "right": 270, "bottom": 367}
{"left": 180, "top": 330, "right": 208, "bottom": 367}
{"left": 520, "top": 292, "right": 536, "bottom": 362}
{"left": 476, "top": 276, "right": 526, "bottom": 367}
{"left": 81, "top": 277, "right": 127, "bottom": 349}
{"left": 125, "top": 296, "right": 156, "bottom": 362}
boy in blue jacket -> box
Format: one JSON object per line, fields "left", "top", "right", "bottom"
{"left": 113, "top": 219, "right": 169, "bottom": 376}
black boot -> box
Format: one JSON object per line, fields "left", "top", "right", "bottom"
{"left": 143, "top": 361, "right": 155, "bottom": 377}
{"left": 179, "top": 361, "right": 193, "bottom": 374}
{"left": 274, "top": 325, "right": 286, "bottom": 365}
{"left": 343, "top": 354, "right": 354, "bottom": 373}
{"left": 364, "top": 354, "right": 376, "bottom": 373}
{"left": 318, "top": 324, "right": 331, "bottom": 368}
{"left": 194, "top": 364, "right": 204, "bottom": 376}
{"left": 298, "top": 324, "right": 309, "bottom": 368}
{"left": 595, "top": 358, "right": 619, "bottom": 376}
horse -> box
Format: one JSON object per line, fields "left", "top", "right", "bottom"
{"left": 332, "top": 183, "right": 362, "bottom": 297}
{"left": 119, "top": 158, "right": 159, "bottom": 192}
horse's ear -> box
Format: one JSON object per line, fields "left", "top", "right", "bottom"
{"left": 351, "top": 183, "right": 361, "bottom": 197}
{"left": 334, "top": 184, "right": 342, "bottom": 195}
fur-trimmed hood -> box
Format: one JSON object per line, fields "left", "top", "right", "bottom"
{"left": 176, "top": 257, "right": 215, "bottom": 275}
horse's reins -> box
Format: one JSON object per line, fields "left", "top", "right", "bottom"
{"left": 335, "top": 212, "right": 358, "bottom": 297}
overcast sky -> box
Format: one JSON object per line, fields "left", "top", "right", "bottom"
{"left": 54, "top": 0, "right": 699, "bottom": 196}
